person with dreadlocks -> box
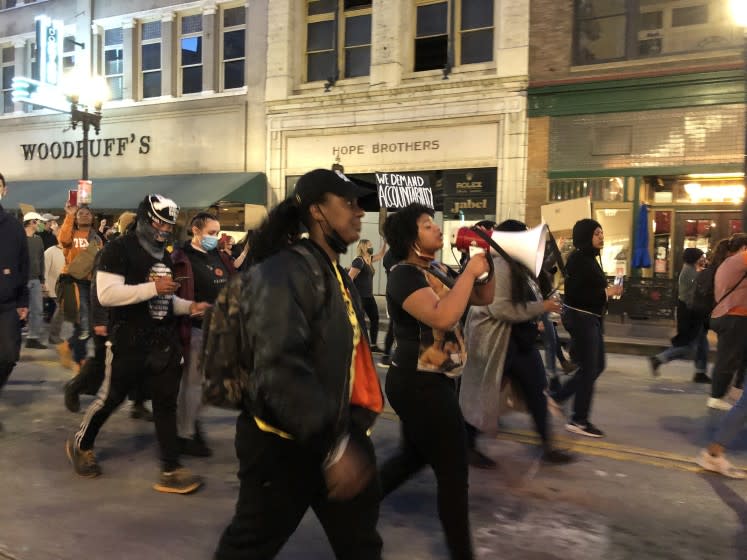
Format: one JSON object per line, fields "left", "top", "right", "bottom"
{"left": 65, "top": 194, "right": 209, "bottom": 494}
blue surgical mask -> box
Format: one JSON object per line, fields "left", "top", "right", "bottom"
{"left": 200, "top": 235, "right": 219, "bottom": 251}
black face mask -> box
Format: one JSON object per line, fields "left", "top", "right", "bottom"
{"left": 367, "top": 247, "right": 374, "bottom": 255}
{"left": 317, "top": 207, "right": 348, "bottom": 255}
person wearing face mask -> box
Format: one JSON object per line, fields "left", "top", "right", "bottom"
{"left": 171, "top": 212, "right": 233, "bottom": 457}
{"left": 215, "top": 169, "right": 384, "bottom": 560}
{"left": 66, "top": 194, "right": 210, "bottom": 494}
{"left": 378, "top": 203, "right": 493, "bottom": 560}
{"left": 349, "top": 239, "right": 386, "bottom": 352}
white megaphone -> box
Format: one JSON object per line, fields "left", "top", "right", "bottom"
{"left": 452, "top": 223, "right": 548, "bottom": 277}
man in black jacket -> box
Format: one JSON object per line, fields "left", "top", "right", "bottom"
{"left": 0, "top": 173, "right": 30, "bottom": 430}
{"left": 550, "top": 219, "right": 621, "bottom": 438}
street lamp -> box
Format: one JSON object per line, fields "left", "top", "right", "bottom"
{"left": 731, "top": 0, "right": 747, "bottom": 227}
{"left": 64, "top": 74, "right": 109, "bottom": 181}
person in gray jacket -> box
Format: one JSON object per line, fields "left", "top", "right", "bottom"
{"left": 460, "top": 220, "right": 573, "bottom": 464}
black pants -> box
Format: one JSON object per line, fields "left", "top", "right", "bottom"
{"left": 710, "top": 315, "right": 747, "bottom": 398}
{"left": 0, "top": 308, "right": 21, "bottom": 396}
{"left": 380, "top": 366, "right": 473, "bottom": 560}
{"left": 215, "top": 412, "right": 382, "bottom": 560}
{"left": 74, "top": 330, "right": 182, "bottom": 470}
{"left": 504, "top": 338, "right": 550, "bottom": 444}
{"left": 553, "top": 309, "right": 605, "bottom": 425}
{"left": 361, "top": 297, "right": 379, "bottom": 347}
{"left": 384, "top": 319, "right": 395, "bottom": 356}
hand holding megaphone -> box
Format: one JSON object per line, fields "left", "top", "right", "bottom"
{"left": 464, "top": 251, "right": 490, "bottom": 282}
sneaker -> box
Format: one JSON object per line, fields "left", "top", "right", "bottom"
{"left": 178, "top": 436, "right": 213, "bottom": 458}
{"left": 56, "top": 342, "right": 74, "bottom": 369}
{"left": 565, "top": 421, "right": 605, "bottom": 438}
{"left": 130, "top": 403, "right": 154, "bottom": 422}
{"left": 542, "top": 448, "right": 575, "bottom": 464}
{"left": 727, "top": 386, "right": 744, "bottom": 403}
{"left": 692, "top": 372, "right": 712, "bottom": 384}
{"left": 696, "top": 449, "right": 745, "bottom": 479}
{"left": 707, "top": 397, "right": 733, "bottom": 411}
{"left": 65, "top": 437, "right": 101, "bottom": 478}
{"left": 48, "top": 335, "right": 64, "bottom": 345}
{"left": 648, "top": 356, "right": 662, "bottom": 377}
{"left": 63, "top": 379, "right": 81, "bottom": 413}
{"left": 153, "top": 467, "right": 203, "bottom": 494}
{"left": 561, "top": 361, "right": 579, "bottom": 375}
{"left": 25, "top": 338, "right": 47, "bottom": 350}
{"left": 467, "top": 448, "right": 497, "bottom": 470}
{"left": 380, "top": 354, "right": 391, "bottom": 366}
{"left": 546, "top": 394, "right": 565, "bottom": 419}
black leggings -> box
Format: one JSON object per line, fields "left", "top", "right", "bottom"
{"left": 380, "top": 366, "right": 473, "bottom": 560}
{"left": 361, "top": 296, "right": 379, "bottom": 347}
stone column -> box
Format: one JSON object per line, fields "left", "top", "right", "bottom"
{"left": 161, "top": 12, "right": 175, "bottom": 97}
{"left": 370, "top": 0, "right": 404, "bottom": 87}
{"left": 496, "top": 0, "right": 529, "bottom": 79}
{"left": 202, "top": 3, "right": 217, "bottom": 94}
{"left": 246, "top": 0, "right": 268, "bottom": 178}
{"left": 265, "top": 0, "right": 294, "bottom": 101}
{"left": 13, "top": 39, "right": 26, "bottom": 113}
{"left": 122, "top": 19, "right": 135, "bottom": 101}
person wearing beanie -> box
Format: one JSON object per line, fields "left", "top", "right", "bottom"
{"left": 65, "top": 194, "right": 210, "bottom": 494}
{"left": 549, "top": 219, "right": 621, "bottom": 438}
{"left": 648, "top": 248, "right": 709, "bottom": 382}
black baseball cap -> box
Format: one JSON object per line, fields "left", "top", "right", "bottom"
{"left": 293, "top": 169, "right": 375, "bottom": 208}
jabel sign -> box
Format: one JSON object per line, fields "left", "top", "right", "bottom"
{"left": 12, "top": 16, "right": 69, "bottom": 112}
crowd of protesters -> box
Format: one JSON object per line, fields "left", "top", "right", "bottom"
{"left": 4, "top": 166, "right": 747, "bottom": 559}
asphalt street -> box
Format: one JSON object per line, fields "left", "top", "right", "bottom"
{"left": 1, "top": 344, "right": 746, "bottom": 560}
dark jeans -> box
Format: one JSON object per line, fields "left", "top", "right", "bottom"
{"left": 710, "top": 315, "right": 747, "bottom": 399}
{"left": 74, "top": 330, "right": 182, "bottom": 471}
{"left": 215, "top": 412, "right": 382, "bottom": 560}
{"left": 504, "top": 338, "right": 550, "bottom": 444}
{"left": 553, "top": 309, "right": 605, "bottom": 425}
{"left": 0, "top": 307, "right": 21, "bottom": 395}
{"left": 68, "top": 281, "right": 90, "bottom": 364}
{"left": 380, "top": 366, "right": 473, "bottom": 560}
{"left": 361, "top": 296, "right": 379, "bottom": 347}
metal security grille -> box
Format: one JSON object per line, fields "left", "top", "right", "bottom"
{"left": 549, "top": 104, "right": 744, "bottom": 171}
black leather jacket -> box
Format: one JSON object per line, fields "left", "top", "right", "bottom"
{"left": 244, "top": 239, "right": 378, "bottom": 458}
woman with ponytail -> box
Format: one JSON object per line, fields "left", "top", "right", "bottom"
{"left": 215, "top": 169, "right": 384, "bottom": 560}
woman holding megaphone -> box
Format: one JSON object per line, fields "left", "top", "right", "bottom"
{"left": 379, "top": 203, "right": 494, "bottom": 560}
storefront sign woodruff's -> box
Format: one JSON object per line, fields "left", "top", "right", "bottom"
{"left": 19, "top": 133, "right": 152, "bottom": 161}
{"left": 376, "top": 172, "right": 434, "bottom": 209}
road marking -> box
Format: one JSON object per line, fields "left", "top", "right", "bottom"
{"left": 377, "top": 410, "right": 745, "bottom": 475}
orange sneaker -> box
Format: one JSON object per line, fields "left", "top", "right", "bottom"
{"left": 56, "top": 342, "right": 74, "bottom": 369}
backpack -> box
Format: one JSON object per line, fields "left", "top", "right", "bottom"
{"left": 691, "top": 267, "right": 716, "bottom": 317}
{"left": 200, "top": 243, "right": 327, "bottom": 409}
{"left": 68, "top": 236, "right": 102, "bottom": 280}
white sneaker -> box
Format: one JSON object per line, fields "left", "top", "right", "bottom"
{"left": 707, "top": 397, "right": 734, "bottom": 411}
{"left": 696, "top": 449, "right": 745, "bottom": 479}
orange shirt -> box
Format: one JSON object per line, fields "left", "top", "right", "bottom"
{"left": 57, "top": 213, "right": 97, "bottom": 275}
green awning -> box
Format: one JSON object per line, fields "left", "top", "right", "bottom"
{"left": 2, "top": 172, "right": 267, "bottom": 210}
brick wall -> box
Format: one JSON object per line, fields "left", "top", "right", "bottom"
{"left": 529, "top": 0, "right": 574, "bottom": 83}
{"left": 525, "top": 116, "right": 550, "bottom": 227}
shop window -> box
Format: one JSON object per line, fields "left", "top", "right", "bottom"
{"left": 574, "top": 0, "right": 740, "bottom": 65}
{"left": 104, "top": 28, "right": 124, "bottom": 101}
{"left": 415, "top": 0, "right": 493, "bottom": 72}
{"left": 305, "top": 0, "right": 372, "bottom": 83}
{"left": 548, "top": 177, "right": 625, "bottom": 202}
{"left": 1, "top": 47, "right": 13, "bottom": 113}
{"left": 62, "top": 36, "right": 76, "bottom": 75}
{"left": 180, "top": 14, "right": 203, "bottom": 94}
{"left": 595, "top": 207, "right": 632, "bottom": 276}
{"left": 141, "top": 21, "right": 161, "bottom": 99}
{"left": 222, "top": 6, "right": 246, "bottom": 90}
